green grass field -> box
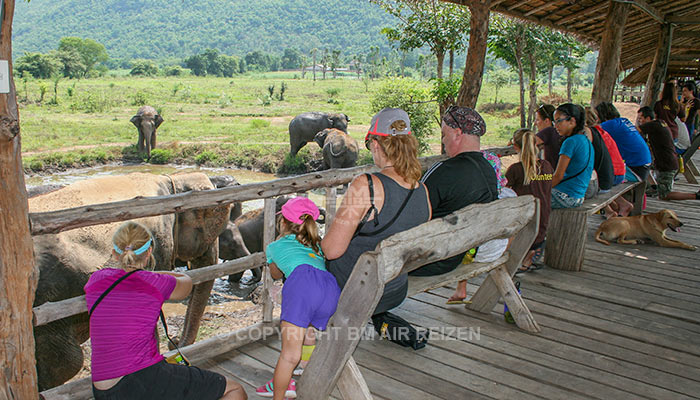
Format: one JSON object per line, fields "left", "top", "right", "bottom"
{"left": 18, "top": 72, "right": 592, "bottom": 173}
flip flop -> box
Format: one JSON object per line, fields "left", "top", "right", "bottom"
{"left": 514, "top": 265, "right": 533, "bottom": 275}
{"left": 446, "top": 299, "right": 472, "bottom": 305}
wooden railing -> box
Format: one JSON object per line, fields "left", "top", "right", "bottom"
{"left": 613, "top": 85, "right": 644, "bottom": 103}
{"left": 35, "top": 146, "right": 516, "bottom": 399}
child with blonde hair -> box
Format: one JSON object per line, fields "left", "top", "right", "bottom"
{"left": 86, "top": 221, "right": 246, "bottom": 400}
{"left": 256, "top": 197, "right": 341, "bottom": 399}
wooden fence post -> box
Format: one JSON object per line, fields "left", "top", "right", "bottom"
{"left": 0, "top": 0, "right": 41, "bottom": 398}
{"left": 325, "top": 186, "right": 337, "bottom": 226}
{"left": 262, "top": 198, "right": 276, "bottom": 323}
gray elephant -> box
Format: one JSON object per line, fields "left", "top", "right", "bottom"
{"left": 30, "top": 172, "right": 233, "bottom": 390}
{"left": 288, "top": 112, "right": 349, "bottom": 156}
{"left": 314, "top": 128, "right": 359, "bottom": 170}
{"left": 130, "top": 105, "right": 163, "bottom": 158}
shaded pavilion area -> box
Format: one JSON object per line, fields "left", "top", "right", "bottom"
{"left": 448, "top": 0, "right": 700, "bottom": 107}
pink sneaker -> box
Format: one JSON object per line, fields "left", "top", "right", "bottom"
{"left": 255, "top": 378, "right": 296, "bottom": 398}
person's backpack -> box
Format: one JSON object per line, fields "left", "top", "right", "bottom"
{"left": 371, "top": 312, "right": 428, "bottom": 350}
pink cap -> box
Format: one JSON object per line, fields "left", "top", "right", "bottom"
{"left": 278, "top": 197, "right": 320, "bottom": 224}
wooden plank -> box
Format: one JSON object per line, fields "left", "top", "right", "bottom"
{"left": 393, "top": 302, "right": 696, "bottom": 400}
{"left": 261, "top": 198, "right": 276, "bottom": 323}
{"left": 259, "top": 338, "right": 438, "bottom": 400}
{"left": 407, "top": 254, "right": 508, "bottom": 297}
{"left": 489, "top": 264, "right": 540, "bottom": 333}
{"left": 336, "top": 357, "right": 372, "bottom": 400}
{"left": 415, "top": 288, "right": 700, "bottom": 371}
{"left": 397, "top": 296, "right": 700, "bottom": 398}
{"left": 469, "top": 197, "right": 539, "bottom": 314}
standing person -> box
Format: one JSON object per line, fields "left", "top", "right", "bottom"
{"left": 506, "top": 128, "right": 553, "bottom": 273}
{"left": 534, "top": 104, "right": 561, "bottom": 170}
{"left": 322, "top": 108, "right": 431, "bottom": 316}
{"left": 637, "top": 107, "right": 700, "bottom": 201}
{"left": 680, "top": 81, "right": 700, "bottom": 141}
{"left": 256, "top": 197, "right": 341, "bottom": 399}
{"left": 86, "top": 221, "right": 246, "bottom": 400}
{"left": 654, "top": 81, "right": 683, "bottom": 140}
{"left": 551, "top": 104, "right": 594, "bottom": 209}
{"left": 408, "top": 106, "right": 500, "bottom": 305}
{"left": 596, "top": 102, "right": 652, "bottom": 216}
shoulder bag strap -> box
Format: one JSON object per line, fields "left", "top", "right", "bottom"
{"left": 357, "top": 183, "right": 416, "bottom": 237}
{"left": 353, "top": 174, "right": 379, "bottom": 237}
{"left": 88, "top": 269, "right": 140, "bottom": 317}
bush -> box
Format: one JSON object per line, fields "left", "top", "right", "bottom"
{"left": 370, "top": 78, "right": 436, "bottom": 153}
{"left": 130, "top": 60, "right": 158, "bottom": 76}
{"left": 131, "top": 90, "right": 149, "bottom": 106}
{"left": 278, "top": 153, "right": 308, "bottom": 175}
{"left": 149, "top": 148, "right": 174, "bottom": 164}
{"left": 164, "top": 66, "right": 183, "bottom": 76}
{"left": 70, "top": 91, "right": 113, "bottom": 113}
{"left": 195, "top": 150, "right": 218, "bottom": 165}
{"left": 478, "top": 102, "right": 518, "bottom": 114}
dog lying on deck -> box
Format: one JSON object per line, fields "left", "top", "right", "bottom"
{"left": 594, "top": 209, "right": 696, "bottom": 251}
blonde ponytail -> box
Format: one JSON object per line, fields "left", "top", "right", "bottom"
{"left": 512, "top": 128, "right": 539, "bottom": 185}
{"left": 112, "top": 221, "right": 155, "bottom": 270}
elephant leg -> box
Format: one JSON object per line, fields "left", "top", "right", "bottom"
{"left": 151, "top": 131, "right": 157, "bottom": 150}
{"left": 35, "top": 317, "right": 87, "bottom": 391}
{"left": 179, "top": 244, "right": 218, "bottom": 346}
{"left": 137, "top": 128, "right": 145, "bottom": 154}
{"left": 228, "top": 271, "right": 244, "bottom": 283}
{"left": 291, "top": 140, "right": 305, "bottom": 156}
{"left": 251, "top": 267, "right": 262, "bottom": 283}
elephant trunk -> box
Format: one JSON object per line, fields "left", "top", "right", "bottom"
{"left": 178, "top": 279, "right": 215, "bottom": 346}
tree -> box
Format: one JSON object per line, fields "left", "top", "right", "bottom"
{"left": 330, "top": 49, "right": 341, "bottom": 79}
{"left": 489, "top": 66, "right": 512, "bottom": 103}
{"left": 489, "top": 16, "right": 542, "bottom": 128}
{"left": 219, "top": 55, "right": 240, "bottom": 77}
{"left": 52, "top": 48, "right": 86, "bottom": 79}
{"left": 281, "top": 48, "right": 302, "bottom": 70}
{"left": 130, "top": 59, "right": 158, "bottom": 76}
{"left": 14, "top": 52, "right": 60, "bottom": 79}
{"left": 310, "top": 48, "right": 317, "bottom": 82}
{"left": 1, "top": 1, "right": 40, "bottom": 397}
{"left": 373, "top": 0, "right": 470, "bottom": 80}
{"left": 560, "top": 38, "right": 591, "bottom": 102}
{"left": 58, "top": 37, "right": 108, "bottom": 77}
{"left": 321, "top": 48, "right": 329, "bottom": 79}
{"left": 184, "top": 53, "right": 207, "bottom": 76}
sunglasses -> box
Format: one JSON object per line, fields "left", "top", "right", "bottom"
{"left": 553, "top": 116, "right": 571, "bottom": 125}
{"left": 365, "top": 137, "right": 373, "bottom": 150}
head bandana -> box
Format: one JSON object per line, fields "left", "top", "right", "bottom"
{"left": 114, "top": 238, "right": 152, "bottom": 256}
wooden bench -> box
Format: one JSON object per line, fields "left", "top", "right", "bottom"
{"left": 681, "top": 133, "right": 700, "bottom": 184}
{"left": 297, "top": 196, "right": 541, "bottom": 399}
{"left": 545, "top": 181, "right": 644, "bottom": 272}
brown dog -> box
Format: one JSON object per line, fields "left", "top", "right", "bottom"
{"left": 595, "top": 209, "right": 696, "bottom": 250}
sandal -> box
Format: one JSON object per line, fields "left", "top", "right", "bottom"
{"left": 515, "top": 265, "right": 532, "bottom": 275}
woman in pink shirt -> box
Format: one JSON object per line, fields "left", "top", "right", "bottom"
{"left": 85, "top": 221, "right": 246, "bottom": 400}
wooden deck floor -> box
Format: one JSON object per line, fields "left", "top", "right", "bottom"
{"left": 202, "top": 178, "right": 700, "bottom": 399}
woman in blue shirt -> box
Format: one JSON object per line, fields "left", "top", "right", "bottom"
{"left": 551, "top": 103, "right": 594, "bottom": 209}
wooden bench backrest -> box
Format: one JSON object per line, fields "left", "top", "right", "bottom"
{"left": 682, "top": 133, "right": 700, "bottom": 163}
{"left": 297, "top": 196, "right": 539, "bottom": 399}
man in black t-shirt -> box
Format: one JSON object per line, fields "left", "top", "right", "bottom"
{"left": 409, "top": 106, "right": 499, "bottom": 303}
{"left": 637, "top": 107, "right": 700, "bottom": 201}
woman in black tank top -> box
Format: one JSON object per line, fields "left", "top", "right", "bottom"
{"left": 322, "top": 108, "right": 432, "bottom": 315}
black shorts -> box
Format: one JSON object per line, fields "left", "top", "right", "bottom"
{"left": 92, "top": 360, "right": 226, "bottom": 400}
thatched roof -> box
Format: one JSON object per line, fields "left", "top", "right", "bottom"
{"left": 447, "top": 1, "right": 700, "bottom": 84}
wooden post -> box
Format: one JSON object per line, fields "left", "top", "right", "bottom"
{"left": 591, "top": 1, "right": 631, "bottom": 106}
{"left": 0, "top": 1, "right": 40, "bottom": 398}
{"left": 456, "top": 0, "right": 490, "bottom": 108}
{"left": 325, "top": 186, "right": 337, "bottom": 226}
{"left": 261, "top": 198, "right": 276, "bottom": 323}
{"left": 641, "top": 23, "right": 674, "bottom": 107}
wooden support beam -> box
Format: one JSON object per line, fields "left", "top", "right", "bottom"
{"left": 0, "top": 0, "right": 41, "bottom": 398}
{"left": 642, "top": 23, "right": 674, "bottom": 107}
{"left": 457, "top": 0, "right": 490, "bottom": 108}
{"left": 524, "top": 1, "right": 554, "bottom": 17}
{"left": 591, "top": 1, "right": 632, "bottom": 105}
{"left": 555, "top": 3, "right": 608, "bottom": 25}
{"left": 667, "top": 15, "right": 700, "bottom": 24}
{"left": 261, "top": 197, "right": 276, "bottom": 323}
{"left": 676, "top": 31, "right": 700, "bottom": 38}
{"left": 613, "top": 0, "right": 664, "bottom": 24}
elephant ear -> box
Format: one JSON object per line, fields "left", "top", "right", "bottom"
{"left": 154, "top": 114, "right": 164, "bottom": 129}
{"left": 314, "top": 129, "right": 328, "bottom": 148}
{"left": 343, "top": 113, "right": 350, "bottom": 123}
{"left": 130, "top": 115, "right": 141, "bottom": 127}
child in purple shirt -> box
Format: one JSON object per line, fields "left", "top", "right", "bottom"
{"left": 85, "top": 221, "right": 246, "bottom": 400}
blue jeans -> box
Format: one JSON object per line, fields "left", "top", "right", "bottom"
{"left": 551, "top": 188, "right": 584, "bottom": 209}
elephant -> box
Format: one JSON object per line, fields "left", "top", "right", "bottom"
{"left": 314, "top": 128, "right": 359, "bottom": 170}
{"left": 130, "top": 105, "right": 163, "bottom": 159}
{"left": 30, "top": 172, "right": 233, "bottom": 390}
{"left": 288, "top": 112, "right": 350, "bottom": 156}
